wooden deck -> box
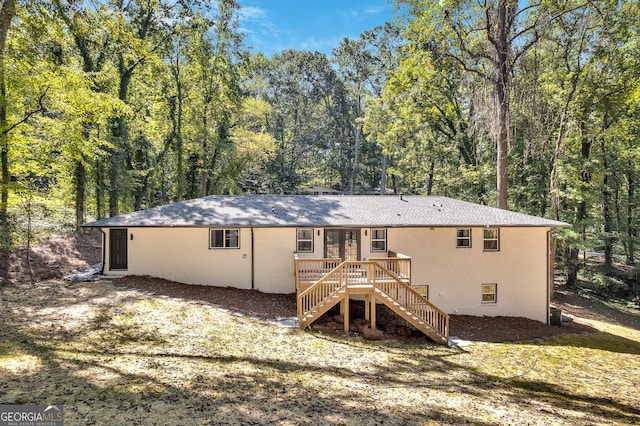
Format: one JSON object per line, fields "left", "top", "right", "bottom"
{"left": 294, "top": 255, "right": 449, "bottom": 345}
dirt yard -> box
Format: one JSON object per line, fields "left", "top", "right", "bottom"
{"left": 0, "top": 229, "right": 102, "bottom": 286}
{"left": 114, "top": 275, "right": 593, "bottom": 342}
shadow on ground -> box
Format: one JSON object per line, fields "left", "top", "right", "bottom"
{"left": 1, "top": 279, "right": 639, "bottom": 425}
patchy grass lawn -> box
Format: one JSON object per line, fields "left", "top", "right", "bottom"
{"left": 1, "top": 279, "right": 639, "bottom": 425}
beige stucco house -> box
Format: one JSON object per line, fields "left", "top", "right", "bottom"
{"left": 84, "top": 195, "right": 568, "bottom": 344}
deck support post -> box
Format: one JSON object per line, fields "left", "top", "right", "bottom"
{"left": 371, "top": 296, "right": 376, "bottom": 330}
{"left": 343, "top": 297, "right": 349, "bottom": 332}
{"left": 364, "top": 295, "right": 370, "bottom": 321}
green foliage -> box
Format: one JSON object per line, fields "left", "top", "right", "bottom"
{"left": 0, "top": 0, "right": 639, "bottom": 279}
{"left": 581, "top": 266, "right": 634, "bottom": 298}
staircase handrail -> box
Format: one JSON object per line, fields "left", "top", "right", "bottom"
{"left": 297, "top": 262, "right": 346, "bottom": 320}
{"left": 294, "top": 255, "right": 343, "bottom": 289}
{"left": 369, "top": 255, "right": 412, "bottom": 285}
{"left": 371, "top": 263, "right": 450, "bottom": 342}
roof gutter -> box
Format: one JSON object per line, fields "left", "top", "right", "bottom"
{"left": 547, "top": 230, "right": 551, "bottom": 325}
{"left": 82, "top": 223, "right": 571, "bottom": 229}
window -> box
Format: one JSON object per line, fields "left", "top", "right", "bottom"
{"left": 483, "top": 228, "right": 500, "bottom": 251}
{"left": 371, "top": 228, "right": 387, "bottom": 252}
{"left": 413, "top": 285, "right": 429, "bottom": 300}
{"left": 296, "top": 228, "right": 314, "bottom": 253}
{"left": 456, "top": 228, "right": 471, "bottom": 248}
{"left": 482, "top": 284, "right": 497, "bottom": 303}
{"left": 210, "top": 229, "right": 239, "bottom": 249}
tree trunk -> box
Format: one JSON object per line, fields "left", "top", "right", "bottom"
{"left": 351, "top": 127, "right": 361, "bottom": 193}
{"left": 74, "top": 159, "right": 86, "bottom": 228}
{"left": 601, "top": 136, "right": 613, "bottom": 271}
{"left": 495, "top": 82, "right": 509, "bottom": 210}
{"left": 567, "top": 131, "right": 592, "bottom": 287}
{"left": 109, "top": 59, "right": 133, "bottom": 216}
{"left": 0, "top": 0, "right": 15, "bottom": 244}
{"left": 108, "top": 150, "right": 120, "bottom": 216}
{"left": 175, "top": 125, "right": 184, "bottom": 201}
{"left": 200, "top": 110, "right": 209, "bottom": 197}
{"left": 427, "top": 161, "right": 435, "bottom": 195}
{"left": 565, "top": 247, "right": 579, "bottom": 288}
{"left": 134, "top": 176, "right": 148, "bottom": 211}
{"left": 22, "top": 191, "right": 33, "bottom": 283}
{"left": 627, "top": 163, "right": 635, "bottom": 264}
{"left": 380, "top": 153, "right": 387, "bottom": 195}
{"left": 494, "top": 1, "right": 511, "bottom": 211}
{"left": 95, "top": 160, "right": 104, "bottom": 220}
{"left": 171, "top": 51, "right": 185, "bottom": 202}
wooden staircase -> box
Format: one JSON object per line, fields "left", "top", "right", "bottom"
{"left": 296, "top": 260, "right": 449, "bottom": 345}
{"left": 297, "top": 264, "right": 347, "bottom": 327}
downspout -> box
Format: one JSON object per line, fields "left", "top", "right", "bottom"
{"left": 547, "top": 230, "right": 551, "bottom": 325}
{"left": 251, "top": 228, "right": 255, "bottom": 290}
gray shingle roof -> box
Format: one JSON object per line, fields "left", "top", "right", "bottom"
{"left": 82, "top": 195, "right": 570, "bottom": 228}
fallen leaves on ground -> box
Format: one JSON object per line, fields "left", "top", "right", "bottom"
{"left": 1, "top": 278, "right": 639, "bottom": 425}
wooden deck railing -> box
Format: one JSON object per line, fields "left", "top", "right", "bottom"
{"left": 295, "top": 257, "right": 449, "bottom": 344}
{"left": 294, "top": 255, "right": 342, "bottom": 290}
{"left": 371, "top": 265, "right": 449, "bottom": 342}
{"left": 294, "top": 253, "right": 412, "bottom": 289}
{"left": 297, "top": 264, "right": 345, "bottom": 321}
{"left": 369, "top": 252, "right": 411, "bottom": 285}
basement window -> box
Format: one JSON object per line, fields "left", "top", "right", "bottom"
{"left": 296, "top": 228, "right": 314, "bottom": 253}
{"left": 413, "top": 285, "right": 429, "bottom": 300}
{"left": 481, "top": 283, "right": 497, "bottom": 304}
{"left": 210, "top": 229, "right": 240, "bottom": 249}
{"left": 456, "top": 228, "right": 471, "bottom": 248}
{"left": 483, "top": 228, "right": 500, "bottom": 251}
{"left": 371, "top": 229, "right": 387, "bottom": 252}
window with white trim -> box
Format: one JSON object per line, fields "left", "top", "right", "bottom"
{"left": 483, "top": 228, "right": 500, "bottom": 251}
{"left": 370, "top": 228, "right": 387, "bottom": 252}
{"left": 456, "top": 228, "right": 471, "bottom": 248}
{"left": 209, "top": 229, "right": 239, "bottom": 249}
{"left": 296, "top": 228, "right": 314, "bottom": 253}
{"left": 481, "top": 283, "right": 497, "bottom": 303}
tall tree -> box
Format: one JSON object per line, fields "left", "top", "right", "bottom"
{"left": 0, "top": 0, "right": 50, "bottom": 246}
{"left": 51, "top": 0, "right": 111, "bottom": 226}
{"left": 105, "top": 0, "right": 185, "bottom": 215}
{"left": 334, "top": 24, "right": 402, "bottom": 194}
{"left": 183, "top": 0, "right": 244, "bottom": 197}
{"left": 256, "top": 50, "right": 345, "bottom": 192}
{"left": 400, "top": 0, "right": 573, "bottom": 209}
{"left": 0, "top": 0, "right": 16, "bottom": 241}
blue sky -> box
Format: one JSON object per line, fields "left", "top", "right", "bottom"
{"left": 237, "top": 0, "right": 397, "bottom": 56}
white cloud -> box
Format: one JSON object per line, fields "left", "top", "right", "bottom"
{"left": 238, "top": 2, "right": 286, "bottom": 53}
{"left": 238, "top": 6, "right": 267, "bottom": 20}
{"left": 364, "top": 5, "right": 386, "bottom": 15}
{"left": 341, "top": 2, "right": 389, "bottom": 20}
{"left": 237, "top": 0, "right": 393, "bottom": 56}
